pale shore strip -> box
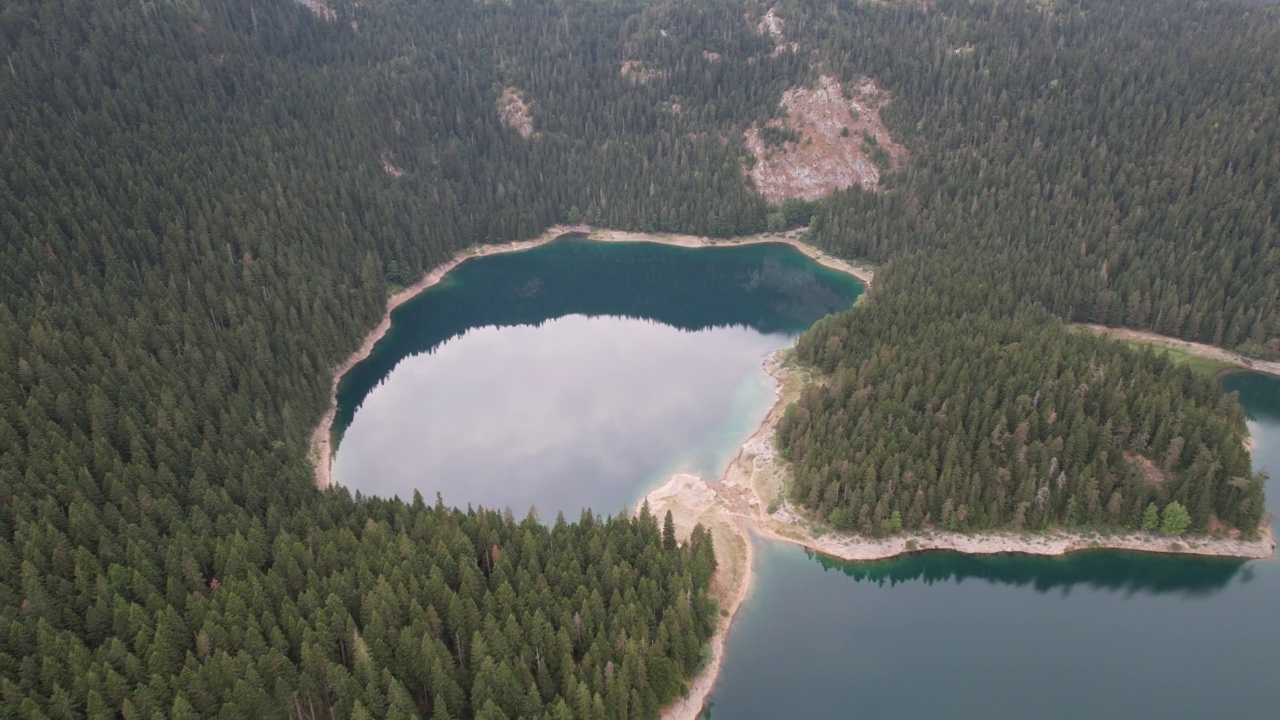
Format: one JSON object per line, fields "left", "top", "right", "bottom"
{"left": 1079, "top": 324, "right": 1280, "bottom": 378}
{"left": 309, "top": 227, "right": 872, "bottom": 489}
{"left": 586, "top": 228, "right": 876, "bottom": 285}
{"left": 640, "top": 474, "right": 755, "bottom": 720}
{"left": 648, "top": 350, "right": 1273, "bottom": 720}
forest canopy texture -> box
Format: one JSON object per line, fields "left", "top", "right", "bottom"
{"left": 781, "top": 258, "right": 1263, "bottom": 536}
{"left": 1, "top": 0, "right": 1277, "bottom": 716}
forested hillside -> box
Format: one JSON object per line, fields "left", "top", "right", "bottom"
{"left": 781, "top": 256, "right": 1265, "bottom": 536}
{"left": 0, "top": 0, "right": 737, "bottom": 715}
{"left": 802, "top": 0, "right": 1280, "bottom": 357}
{"left": 2, "top": 0, "right": 1278, "bottom": 715}
{"left": 763, "top": 0, "right": 1279, "bottom": 534}
{"left": 4, "top": 488, "right": 717, "bottom": 718}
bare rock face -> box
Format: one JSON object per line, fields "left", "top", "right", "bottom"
{"left": 291, "top": 0, "right": 337, "bottom": 21}
{"left": 755, "top": 7, "right": 785, "bottom": 41}
{"left": 743, "top": 76, "right": 907, "bottom": 204}
{"left": 497, "top": 87, "right": 537, "bottom": 139}
{"left": 750, "top": 6, "right": 798, "bottom": 56}
{"left": 380, "top": 154, "right": 405, "bottom": 178}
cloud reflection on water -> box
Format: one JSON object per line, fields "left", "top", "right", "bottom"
{"left": 335, "top": 314, "right": 787, "bottom": 515}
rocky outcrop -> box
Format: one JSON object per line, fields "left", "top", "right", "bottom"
{"left": 744, "top": 75, "right": 907, "bottom": 204}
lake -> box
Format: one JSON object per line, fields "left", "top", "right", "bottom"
{"left": 707, "top": 370, "right": 1280, "bottom": 719}
{"left": 331, "top": 237, "right": 1280, "bottom": 719}
{"left": 331, "top": 237, "right": 865, "bottom": 516}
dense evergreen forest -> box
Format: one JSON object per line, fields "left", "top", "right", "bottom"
{"left": 1, "top": 0, "right": 1278, "bottom": 715}
{"left": 803, "top": 0, "right": 1280, "bottom": 357}
{"left": 781, "top": 257, "right": 1264, "bottom": 536}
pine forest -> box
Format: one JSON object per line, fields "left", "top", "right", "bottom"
{"left": 1, "top": 0, "right": 1278, "bottom": 716}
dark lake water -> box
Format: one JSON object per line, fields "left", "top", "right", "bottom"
{"left": 332, "top": 237, "right": 864, "bottom": 516}
{"left": 708, "top": 370, "right": 1280, "bottom": 719}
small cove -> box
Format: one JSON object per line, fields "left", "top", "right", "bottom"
{"left": 331, "top": 237, "right": 865, "bottom": 516}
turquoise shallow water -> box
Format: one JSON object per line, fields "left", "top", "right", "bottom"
{"left": 708, "top": 371, "right": 1280, "bottom": 719}
{"left": 332, "top": 237, "right": 864, "bottom": 516}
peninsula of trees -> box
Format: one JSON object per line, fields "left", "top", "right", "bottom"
{"left": 781, "top": 263, "right": 1263, "bottom": 536}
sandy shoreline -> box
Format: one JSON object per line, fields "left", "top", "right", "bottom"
{"left": 586, "top": 228, "right": 876, "bottom": 284}
{"left": 309, "top": 226, "right": 872, "bottom": 489}
{"left": 1079, "top": 324, "right": 1280, "bottom": 378}
{"left": 640, "top": 474, "right": 755, "bottom": 720}
{"left": 645, "top": 350, "right": 1274, "bottom": 719}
